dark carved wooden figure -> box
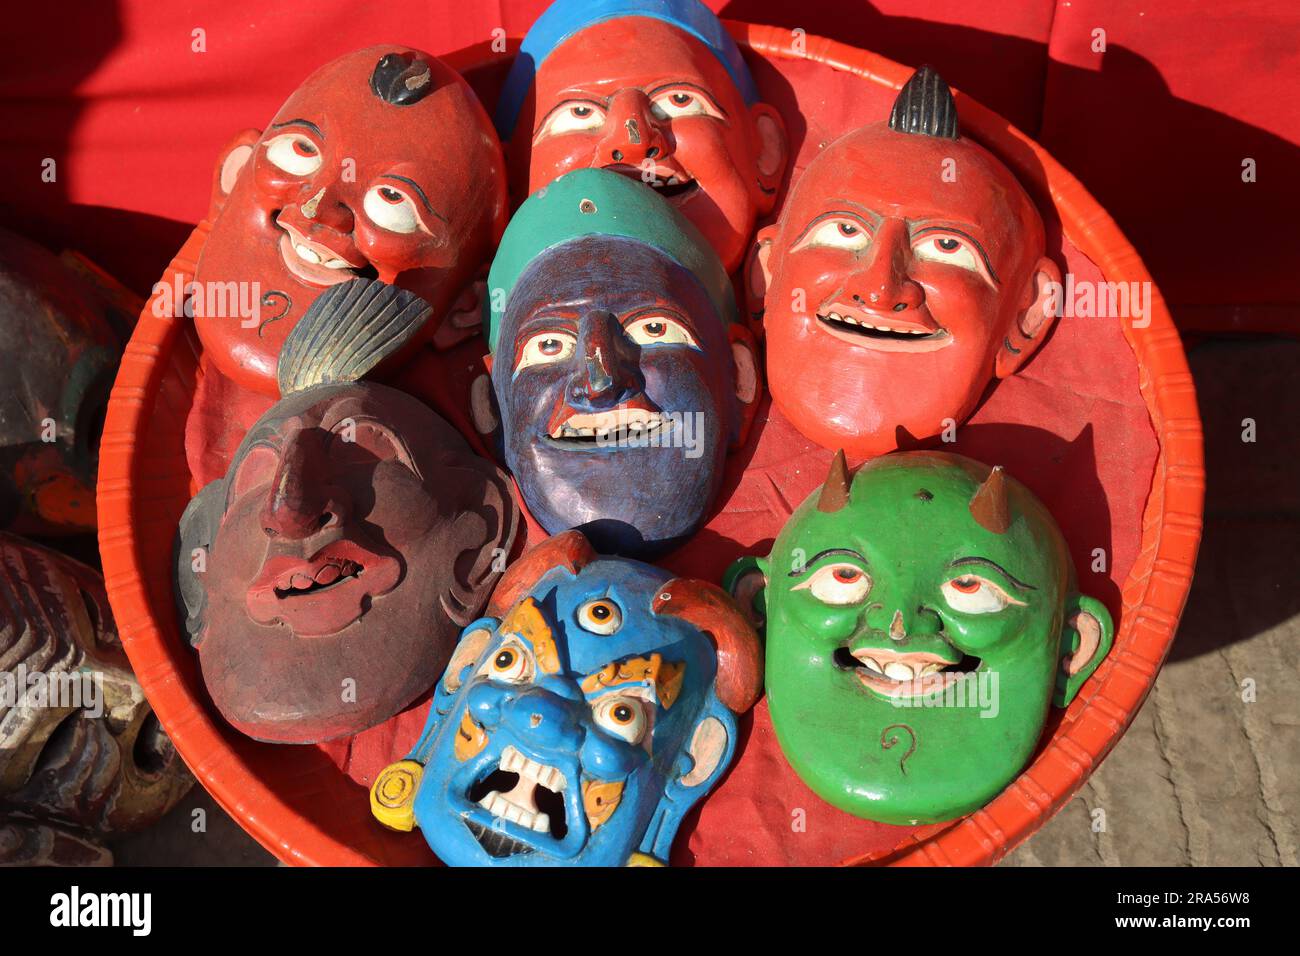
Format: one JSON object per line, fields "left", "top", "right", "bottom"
{"left": 0, "top": 535, "right": 192, "bottom": 866}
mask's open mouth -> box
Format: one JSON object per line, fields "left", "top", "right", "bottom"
{"left": 647, "top": 175, "right": 697, "bottom": 202}
{"left": 465, "top": 745, "right": 569, "bottom": 856}
{"left": 815, "top": 308, "right": 951, "bottom": 352}
{"left": 834, "top": 644, "right": 981, "bottom": 698}
{"left": 603, "top": 163, "right": 698, "bottom": 204}
{"left": 275, "top": 215, "right": 378, "bottom": 287}
{"left": 246, "top": 539, "right": 401, "bottom": 637}
{"left": 271, "top": 557, "right": 363, "bottom": 599}
{"left": 547, "top": 407, "right": 673, "bottom": 449}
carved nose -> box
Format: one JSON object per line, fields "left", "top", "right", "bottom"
{"left": 507, "top": 688, "right": 583, "bottom": 746}
{"left": 298, "top": 182, "right": 354, "bottom": 234}
{"left": 858, "top": 220, "right": 925, "bottom": 314}
{"left": 260, "top": 431, "right": 346, "bottom": 539}
{"left": 601, "top": 89, "right": 669, "bottom": 167}
{"left": 568, "top": 310, "right": 640, "bottom": 408}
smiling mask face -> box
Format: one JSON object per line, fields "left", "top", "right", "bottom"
{"left": 482, "top": 168, "right": 758, "bottom": 556}
{"left": 495, "top": 238, "right": 740, "bottom": 553}
{"left": 751, "top": 68, "right": 1061, "bottom": 458}
{"left": 728, "top": 451, "right": 1112, "bottom": 824}
{"left": 379, "top": 531, "right": 761, "bottom": 866}
{"left": 179, "top": 384, "right": 515, "bottom": 743}
{"left": 176, "top": 279, "right": 518, "bottom": 744}
{"left": 497, "top": 0, "right": 787, "bottom": 272}
{"left": 193, "top": 46, "right": 506, "bottom": 395}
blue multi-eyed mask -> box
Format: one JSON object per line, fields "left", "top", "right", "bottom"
{"left": 369, "top": 530, "right": 761, "bottom": 866}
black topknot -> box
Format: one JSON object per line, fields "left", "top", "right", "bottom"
{"left": 369, "top": 52, "right": 436, "bottom": 106}
{"left": 888, "top": 65, "right": 959, "bottom": 140}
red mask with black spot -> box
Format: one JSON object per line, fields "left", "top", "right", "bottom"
{"left": 510, "top": 19, "right": 786, "bottom": 273}
{"left": 192, "top": 46, "right": 507, "bottom": 396}
{"left": 753, "top": 103, "right": 1061, "bottom": 457}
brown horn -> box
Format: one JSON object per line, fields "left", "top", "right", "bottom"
{"left": 487, "top": 530, "right": 595, "bottom": 618}
{"left": 652, "top": 578, "right": 763, "bottom": 713}
{"left": 816, "top": 450, "right": 851, "bottom": 512}
{"left": 969, "top": 465, "right": 1011, "bottom": 534}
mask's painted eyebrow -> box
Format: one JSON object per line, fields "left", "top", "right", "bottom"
{"left": 270, "top": 118, "right": 324, "bottom": 138}
{"left": 788, "top": 548, "right": 868, "bottom": 577}
{"left": 947, "top": 556, "right": 1036, "bottom": 591}
{"left": 791, "top": 204, "right": 882, "bottom": 245}
{"left": 380, "top": 174, "right": 448, "bottom": 225}
{"left": 645, "top": 81, "right": 729, "bottom": 118}
{"left": 910, "top": 224, "right": 1000, "bottom": 284}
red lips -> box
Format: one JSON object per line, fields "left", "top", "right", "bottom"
{"left": 245, "top": 538, "right": 401, "bottom": 637}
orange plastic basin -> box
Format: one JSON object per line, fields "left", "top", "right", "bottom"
{"left": 98, "top": 23, "right": 1204, "bottom": 866}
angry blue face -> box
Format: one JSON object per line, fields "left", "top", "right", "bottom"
{"left": 404, "top": 551, "right": 740, "bottom": 866}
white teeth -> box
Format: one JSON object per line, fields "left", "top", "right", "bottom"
{"left": 858, "top": 656, "right": 883, "bottom": 675}
{"left": 920, "top": 663, "right": 944, "bottom": 676}
{"left": 557, "top": 411, "right": 666, "bottom": 439}
{"left": 295, "top": 243, "right": 321, "bottom": 264}
{"left": 884, "top": 662, "right": 915, "bottom": 681}
{"left": 323, "top": 257, "right": 351, "bottom": 269}
{"left": 475, "top": 749, "right": 570, "bottom": 837}
{"left": 862, "top": 322, "right": 877, "bottom": 329}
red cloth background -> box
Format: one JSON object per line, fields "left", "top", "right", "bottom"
{"left": 1, "top": 0, "right": 1297, "bottom": 332}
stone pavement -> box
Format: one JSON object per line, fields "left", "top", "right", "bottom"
{"left": 108, "top": 337, "right": 1300, "bottom": 867}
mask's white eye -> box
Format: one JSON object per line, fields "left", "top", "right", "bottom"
{"left": 802, "top": 218, "right": 872, "bottom": 252}
{"left": 941, "top": 575, "right": 1022, "bottom": 614}
{"left": 478, "top": 638, "right": 535, "bottom": 684}
{"left": 264, "top": 133, "right": 322, "bottom": 176}
{"left": 624, "top": 316, "right": 698, "bottom": 348}
{"left": 577, "top": 599, "right": 622, "bottom": 635}
{"left": 912, "top": 233, "right": 983, "bottom": 274}
{"left": 515, "top": 330, "right": 576, "bottom": 373}
{"left": 363, "top": 184, "right": 423, "bottom": 234}
{"left": 649, "top": 89, "right": 718, "bottom": 120}
{"left": 592, "top": 695, "right": 648, "bottom": 744}
{"left": 536, "top": 101, "right": 606, "bottom": 140}
{"left": 796, "top": 563, "right": 872, "bottom": 605}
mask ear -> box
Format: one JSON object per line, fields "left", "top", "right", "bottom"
{"left": 441, "top": 463, "right": 518, "bottom": 627}
{"left": 744, "top": 224, "right": 776, "bottom": 331}
{"left": 750, "top": 104, "right": 787, "bottom": 212}
{"left": 645, "top": 697, "right": 738, "bottom": 862}
{"left": 434, "top": 272, "right": 489, "bottom": 350}
{"left": 415, "top": 617, "right": 499, "bottom": 763}
{"left": 728, "top": 325, "right": 762, "bottom": 448}
{"left": 722, "top": 556, "right": 768, "bottom": 632}
{"left": 173, "top": 480, "right": 223, "bottom": 647}
{"left": 1054, "top": 594, "right": 1114, "bottom": 707}
{"left": 996, "top": 255, "right": 1061, "bottom": 378}
{"left": 209, "top": 128, "right": 261, "bottom": 217}
{"left": 440, "top": 621, "right": 497, "bottom": 697}
{"left": 469, "top": 370, "right": 501, "bottom": 444}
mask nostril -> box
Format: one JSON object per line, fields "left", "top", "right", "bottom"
{"left": 893, "top": 302, "right": 908, "bottom": 312}
{"left": 646, "top": 146, "right": 659, "bottom": 158}
{"left": 611, "top": 148, "right": 624, "bottom": 162}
